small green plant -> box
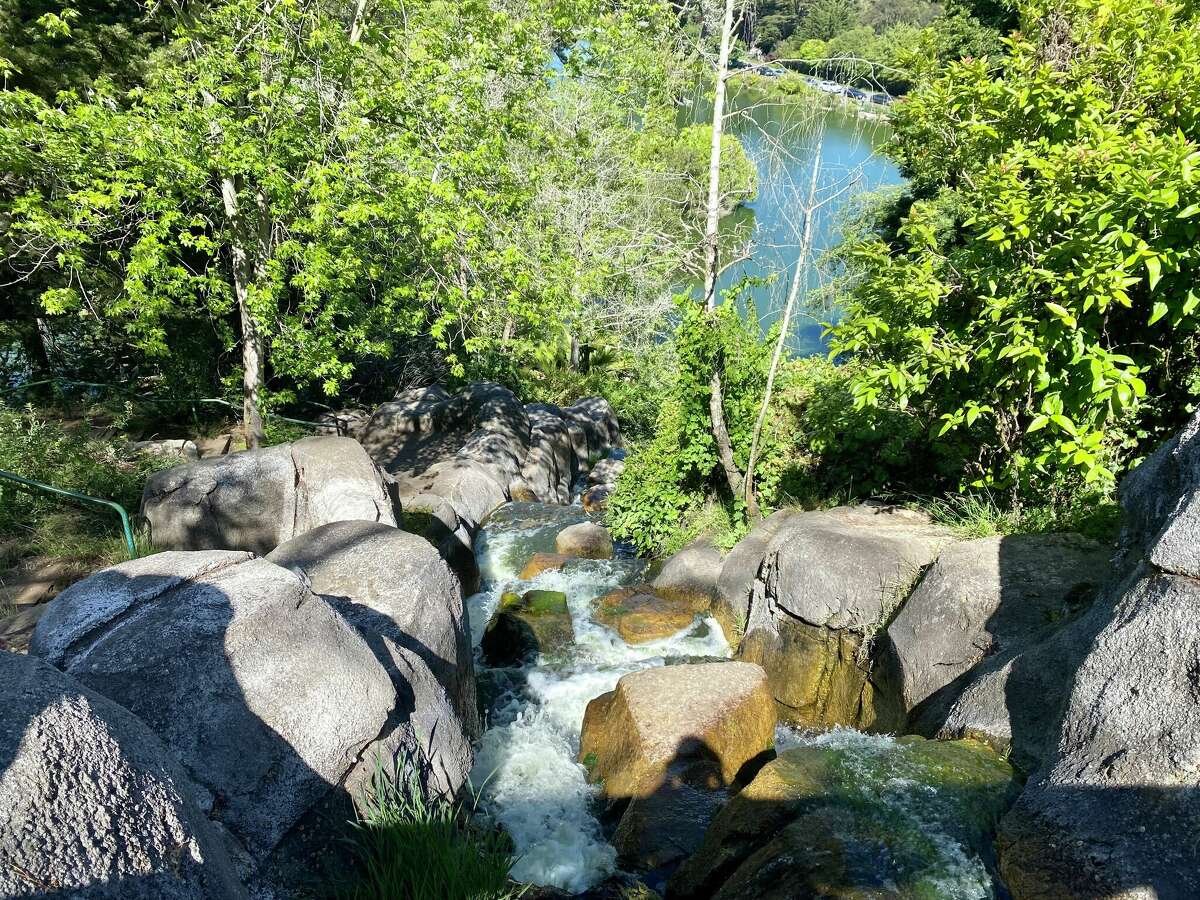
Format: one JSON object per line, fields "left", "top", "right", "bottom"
{"left": 344, "top": 755, "right": 523, "bottom": 900}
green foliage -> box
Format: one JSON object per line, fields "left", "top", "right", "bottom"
{"left": 0, "top": 0, "right": 168, "bottom": 98}
{"left": 832, "top": 0, "right": 1200, "bottom": 497}
{"left": 0, "top": 405, "right": 167, "bottom": 558}
{"left": 659, "top": 123, "right": 757, "bottom": 215}
{"left": 769, "top": 356, "right": 942, "bottom": 503}
{"left": 344, "top": 755, "right": 522, "bottom": 900}
{"left": 606, "top": 293, "right": 777, "bottom": 553}
{"left": 1, "top": 0, "right": 695, "bottom": 415}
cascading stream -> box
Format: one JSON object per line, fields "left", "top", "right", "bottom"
{"left": 466, "top": 503, "right": 1004, "bottom": 898}
{"left": 466, "top": 502, "right": 730, "bottom": 892}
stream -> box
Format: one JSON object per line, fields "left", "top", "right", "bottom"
{"left": 465, "top": 501, "right": 1003, "bottom": 897}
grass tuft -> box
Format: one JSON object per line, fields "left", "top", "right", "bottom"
{"left": 923, "top": 490, "right": 1121, "bottom": 543}
{"left": 343, "top": 756, "right": 524, "bottom": 900}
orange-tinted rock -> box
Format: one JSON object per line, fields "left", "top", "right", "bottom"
{"left": 579, "top": 661, "right": 776, "bottom": 800}
{"left": 518, "top": 552, "right": 572, "bottom": 580}
{"left": 595, "top": 587, "right": 697, "bottom": 644}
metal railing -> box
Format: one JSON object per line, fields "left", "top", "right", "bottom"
{"left": 0, "top": 469, "right": 138, "bottom": 560}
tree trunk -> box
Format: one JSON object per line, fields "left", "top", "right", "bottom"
{"left": 701, "top": 0, "right": 750, "bottom": 509}
{"left": 219, "top": 174, "right": 267, "bottom": 449}
{"left": 744, "top": 141, "right": 823, "bottom": 517}
{"left": 701, "top": 0, "right": 737, "bottom": 312}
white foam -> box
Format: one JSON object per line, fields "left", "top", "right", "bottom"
{"left": 469, "top": 504, "right": 731, "bottom": 893}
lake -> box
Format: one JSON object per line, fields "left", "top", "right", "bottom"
{"left": 690, "top": 83, "right": 903, "bottom": 355}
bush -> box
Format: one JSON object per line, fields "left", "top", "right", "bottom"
{"left": 344, "top": 756, "right": 522, "bottom": 900}
{"left": 832, "top": 0, "right": 1200, "bottom": 498}
{"left": 606, "top": 295, "right": 779, "bottom": 554}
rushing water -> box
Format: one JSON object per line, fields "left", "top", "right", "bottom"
{"left": 468, "top": 503, "right": 1001, "bottom": 896}
{"left": 691, "top": 85, "right": 904, "bottom": 354}
{"left": 466, "top": 502, "right": 730, "bottom": 892}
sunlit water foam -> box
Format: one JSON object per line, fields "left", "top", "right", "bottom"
{"left": 468, "top": 504, "right": 730, "bottom": 893}
{"left": 774, "top": 726, "right": 997, "bottom": 899}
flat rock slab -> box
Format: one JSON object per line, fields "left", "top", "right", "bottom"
{"left": 579, "top": 661, "right": 775, "bottom": 799}
{"left": 595, "top": 587, "right": 697, "bottom": 644}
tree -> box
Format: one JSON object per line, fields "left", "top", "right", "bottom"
{"left": 1, "top": 0, "right": 601, "bottom": 441}
{"left": 832, "top": 0, "right": 1200, "bottom": 497}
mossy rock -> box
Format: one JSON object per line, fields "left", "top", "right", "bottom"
{"left": 595, "top": 587, "right": 696, "bottom": 645}
{"left": 670, "top": 735, "right": 1020, "bottom": 899}
{"left": 481, "top": 589, "right": 574, "bottom": 665}
{"left": 738, "top": 616, "right": 904, "bottom": 732}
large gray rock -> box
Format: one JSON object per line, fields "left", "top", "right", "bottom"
{"left": 142, "top": 436, "right": 397, "bottom": 555}
{"left": 652, "top": 538, "right": 721, "bottom": 610}
{"left": 888, "top": 533, "right": 1111, "bottom": 713}
{"left": 267, "top": 519, "right": 479, "bottom": 747}
{"left": 736, "top": 504, "right": 953, "bottom": 730}
{"left": 562, "top": 396, "right": 621, "bottom": 465}
{"left": 29, "top": 551, "right": 395, "bottom": 864}
{"left": 1119, "top": 411, "right": 1200, "bottom": 575}
{"left": 520, "top": 405, "right": 580, "bottom": 505}
{"left": 0, "top": 651, "right": 246, "bottom": 899}
{"left": 998, "top": 573, "right": 1200, "bottom": 899}
{"left": 714, "top": 509, "right": 801, "bottom": 648}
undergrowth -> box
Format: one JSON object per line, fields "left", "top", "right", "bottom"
{"left": 344, "top": 756, "right": 523, "bottom": 900}
{"left": 923, "top": 490, "right": 1122, "bottom": 543}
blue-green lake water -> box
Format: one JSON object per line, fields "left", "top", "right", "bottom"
{"left": 694, "top": 86, "right": 903, "bottom": 354}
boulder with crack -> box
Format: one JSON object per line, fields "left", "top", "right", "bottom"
{"left": 142, "top": 435, "right": 397, "bottom": 555}
{"left": 735, "top": 503, "right": 954, "bottom": 731}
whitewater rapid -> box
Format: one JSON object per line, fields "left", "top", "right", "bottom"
{"left": 466, "top": 503, "right": 730, "bottom": 892}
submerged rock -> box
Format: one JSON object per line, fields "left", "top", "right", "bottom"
{"left": 142, "top": 435, "right": 397, "bottom": 555}
{"left": 0, "top": 652, "right": 247, "bottom": 900}
{"left": 481, "top": 589, "right": 575, "bottom": 665}
{"left": 595, "top": 587, "right": 698, "bottom": 644}
{"left": 669, "top": 734, "right": 1019, "bottom": 900}
{"left": 556, "top": 521, "right": 615, "bottom": 560}
{"left": 578, "top": 661, "right": 775, "bottom": 800}
{"left": 519, "top": 551, "right": 573, "bottom": 580}
{"left": 736, "top": 504, "right": 952, "bottom": 730}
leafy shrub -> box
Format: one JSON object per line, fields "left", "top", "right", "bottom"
{"left": 832, "top": 0, "right": 1200, "bottom": 498}
{"left": 768, "top": 355, "right": 948, "bottom": 504}
{"left": 344, "top": 756, "right": 521, "bottom": 900}
{"left": 606, "top": 295, "right": 779, "bottom": 553}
